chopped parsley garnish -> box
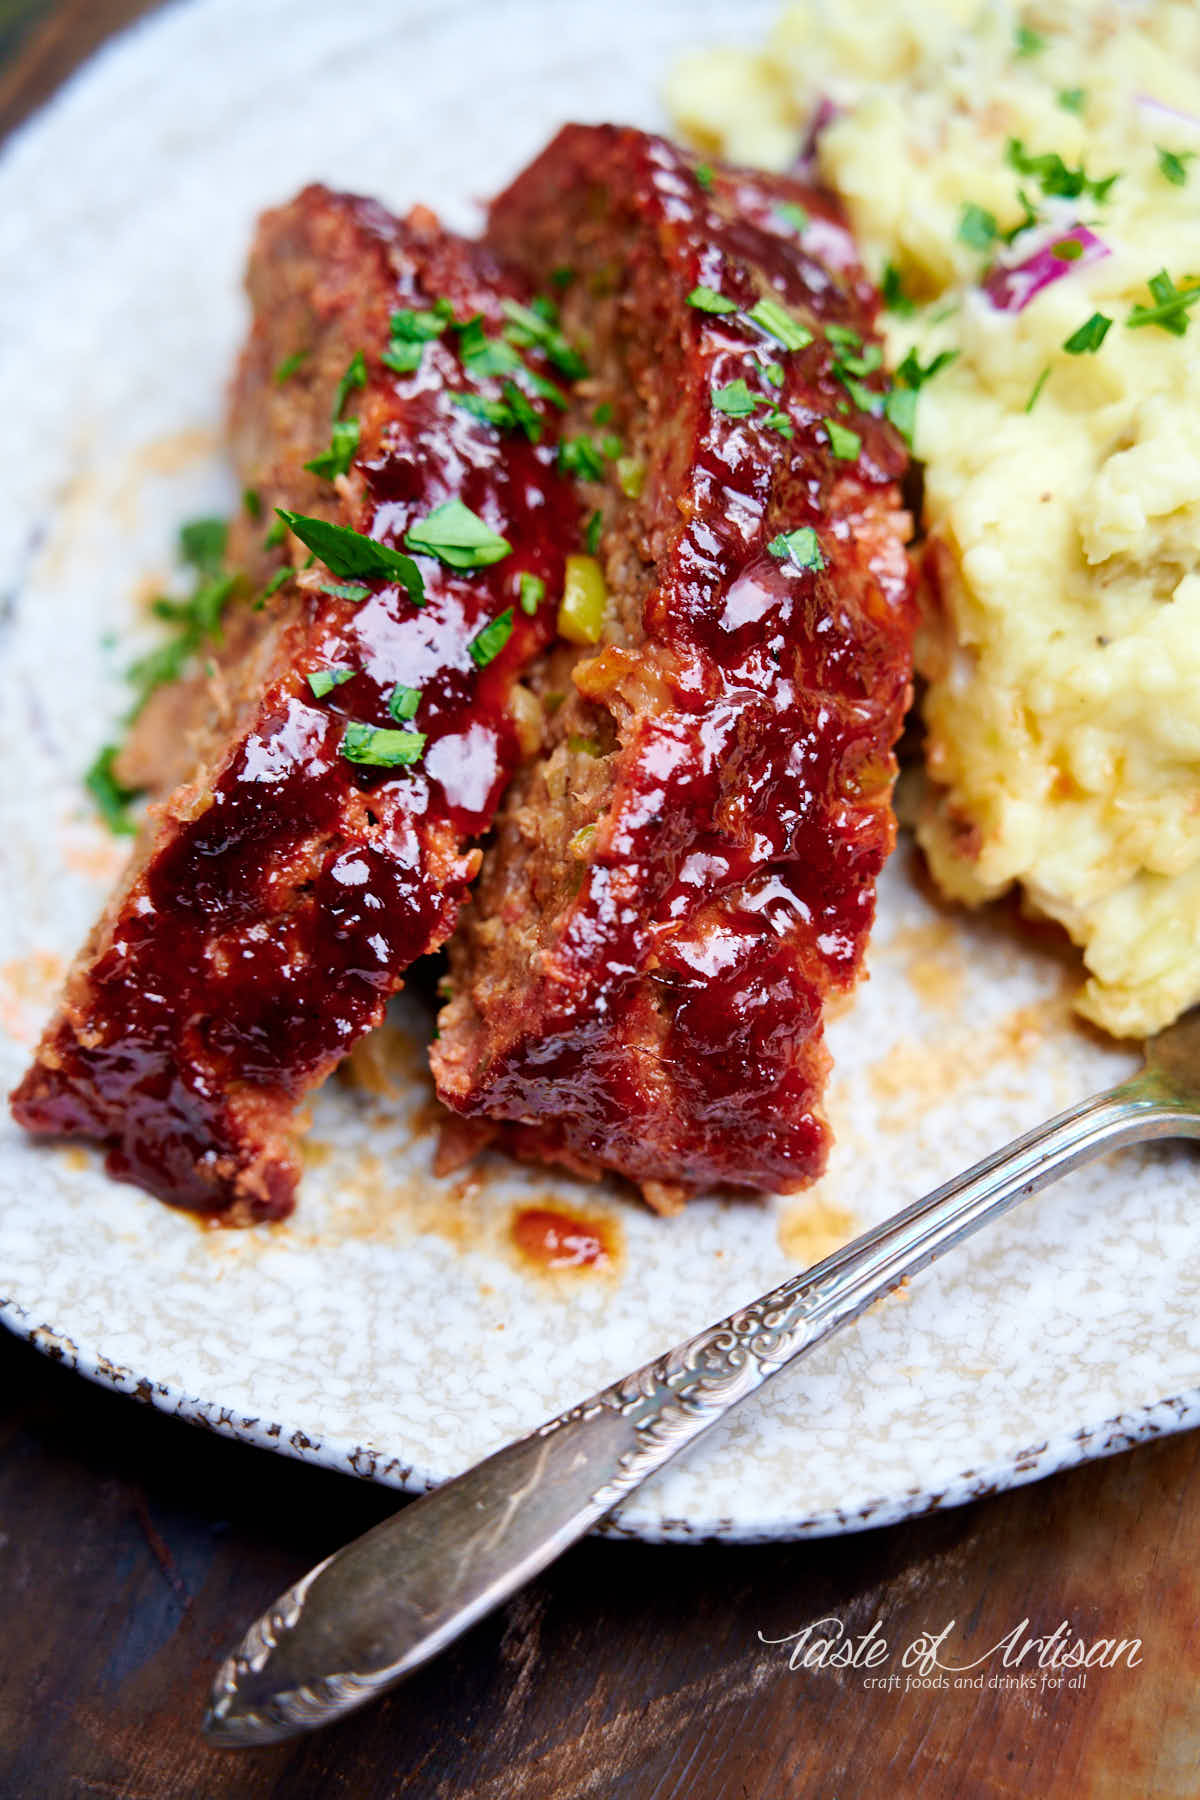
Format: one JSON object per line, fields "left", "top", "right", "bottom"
{"left": 276, "top": 510, "right": 424, "bottom": 602}
{"left": 825, "top": 419, "right": 862, "bottom": 461}
{"left": 826, "top": 324, "right": 861, "bottom": 351}
{"left": 273, "top": 348, "right": 309, "bottom": 385}
{"left": 304, "top": 418, "right": 360, "bottom": 481}
{"left": 774, "top": 200, "right": 810, "bottom": 234}
{"left": 242, "top": 488, "right": 262, "bottom": 520}
{"left": 585, "top": 509, "right": 603, "bottom": 555}
{"left": 264, "top": 515, "right": 287, "bottom": 550}
{"left": 748, "top": 294, "right": 814, "bottom": 352}
{"left": 881, "top": 261, "right": 916, "bottom": 315}
{"left": 768, "top": 527, "right": 825, "bottom": 572}
{"left": 333, "top": 351, "right": 367, "bottom": 419}
{"left": 316, "top": 578, "right": 371, "bottom": 602}
{"left": 712, "top": 379, "right": 758, "bottom": 417}
{"left": 467, "top": 606, "right": 514, "bottom": 668}
{"left": 518, "top": 572, "right": 545, "bottom": 615}
{"left": 550, "top": 265, "right": 575, "bottom": 290}
{"left": 381, "top": 341, "right": 424, "bottom": 376}
{"left": 125, "top": 516, "right": 241, "bottom": 716}
{"left": 382, "top": 300, "right": 454, "bottom": 376}
{"left": 593, "top": 402, "right": 614, "bottom": 426}
{"left": 1024, "top": 365, "right": 1051, "bottom": 412}
{"left": 1058, "top": 87, "right": 1086, "bottom": 114}
{"left": 388, "top": 683, "right": 422, "bottom": 721}
{"left": 558, "top": 435, "right": 608, "bottom": 481}
{"left": 687, "top": 285, "right": 738, "bottom": 314}
{"left": 1063, "top": 312, "right": 1112, "bottom": 354}
{"left": 1051, "top": 239, "right": 1084, "bottom": 261}
{"left": 712, "top": 380, "right": 793, "bottom": 436}
{"left": 451, "top": 380, "right": 542, "bottom": 442}
{"left": 1126, "top": 269, "right": 1200, "bottom": 335}
{"left": 883, "top": 347, "right": 958, "bottom": 445}
{"left": 1157, "top": 146, "right": 1195, "bottom": 187}
{"left": 695, "top": 162, "right": 714, "bottom": 190}
{"left": 1001, "top": 187, "right": 1041, "bottom": 245}
{"left": 258, "top": 567, "right": 291, "bottom": 603}
{"left": 307, "top": 667, "right": 355, "bottom": 699}
{"left": 835, "top": 340, "right": 883, "bottom": 377}
{"left": 404, "top": 499, "right": 511, "bottom": 570}
{"left": 341, "top": 723, "right": 426, "bottom": 767}
{"left": 1005, "top": 137, "right": 1119, "bottom": 204}
{"left": 85, "top": 745, "right": 138, "bottom": 835}
{"left": 759, "top": 359, "right": 785, "bottom": 387}
{"left": 500, "top": 298, "right": 588, "bottom": 378}
{"left": 958, "top": 203, "right": 998, "bottom": 250}
{"left": 391, "top": 300, "right": 454, "bottom": 342}
{"left": 1014, "top": 23, "right": 1045, "bottom": 55}
{"left": 455, "top": 316, "right": 525, "bottom": 380}
{"left": 179, "top": 517, "right": 227, "bottom": 573}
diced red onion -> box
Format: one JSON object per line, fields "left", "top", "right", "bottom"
{"left": 1137, "top": 94, "right": 1200, "bottom": 135}
{"left": 982, "top": 225, "right": 1110, "bottom": 313}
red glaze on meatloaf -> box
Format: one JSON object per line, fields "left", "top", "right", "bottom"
{"left": 11, "top": 186, "right": 582, "bottom": 1221}
{"left": 432, "top": 126, "right": 916, "bottom": 1210}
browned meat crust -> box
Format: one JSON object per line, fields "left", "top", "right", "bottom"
{"left": 11, "top": 186, "right": 582, "bottom": 1221}
{"left": 432, "top": 126, "right": 916, "bottom": 1207}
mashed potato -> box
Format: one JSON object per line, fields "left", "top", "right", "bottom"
{"left": 669, "top": 1, "right": 1200, "bottom": 1036}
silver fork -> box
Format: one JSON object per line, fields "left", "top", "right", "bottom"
{"left": 204, "top": 1009, "right": 1200, "bottom": 1747}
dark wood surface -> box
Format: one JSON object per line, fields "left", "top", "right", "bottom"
{"left": 3, "top": 6, "right": 1200, "bottom": 1796}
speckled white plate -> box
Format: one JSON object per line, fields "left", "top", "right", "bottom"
{"left": 1, "top": 0, "right": 1199, "bottom": 1543}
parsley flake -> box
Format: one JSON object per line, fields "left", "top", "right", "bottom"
{"left": 1014, "top": 23, "right": 1045, "bottom": 55}
{"left": 768, "top": 527, "right": 825, "bottom": 572}
{"left": 85, "top": 745, "right": 139, "bottom": 835}
{"left": 519, "top": 572, "right": 545, "bottom": 615}
{"left": 1157, "top": 146, "right": 1195, "bottom": 187}
{"left": 958, "top": 203, "right": 998, "bottom": 250}
{"left": 585, "top": 510, "right": 603, "bottom": 555}
{"left": 1058, "top": 87, "right": 1086, "bottom": 114}
{"left": 1126, "top": 269, "right": 1200, "bottom": 335}
{"left": 1024, "top": 365, "right": 1052, "bottom": 412}
{"left": 341, "top": 723, "right": 426, "bottom": 768}
{"left": 316, "top": 578, "right": 371, "bottom": 603}
{"left": 687, "top": 286, "right": 738, "bottom": 314}
{"left": 388, "top": 683, "right": 422, "bottom": 721}
{"left": 712, "top": 379, "right": 758, "bottom": 417}
{"left": 243, "top": 488, "right": 262, "bottom": 520}
{"left": 307, "top": 668, "right": 355, "bottom": 699}
{"left": 258, "top": 567, "right": 291, "bottom": 604}
{"left": 180, "top": 518, "right": 227, "bottom": 574}
{"left": 774, "top": 200, "right": 810, "bottom": 234}
{"left": 304, "top": 418, "right": 360, "bottom": 481}
{"left": 825, "top": 419, "right": 862, "bottom": 461}
{"left": 333, "top": 351, "right": 367, "bottom": 419}
{"left": 276, "top": 511, "right": 424, "bottom": 603}
{"left": 500, "top": 298, "right": 588, "bottom": 378}
{"left": 748, "top": 294, "right": 814, "bottom": 351}
{"left": 468, "top": 607, "right": 514, "bottom": 669}
{"left": 404, "top": 500, "right": 511, "bottom": 570}
{"left": 1063, "top": 312, "right": 1112, "bottom": 354}
{"left": 273, "top": 348, "right": 309, "bottom": 385}
{"left": 558, "top": 436, "right": 608, "bottom": 481}
{"left": 881, "top": 261, "right": 916, "bottom": 316}
{"left": 1006, "top": 137, "right": 1119, "bottom": 205}
{"left": 695, "top": 162, "right": 714, "bottom": 190}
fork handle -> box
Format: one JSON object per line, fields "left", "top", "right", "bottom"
{"left": 205, "top": 1076, "right": 1194, "bottom": 1746}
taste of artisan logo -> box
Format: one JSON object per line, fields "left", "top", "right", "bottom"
{"left": 759, "top": 1614, "right": 1143, "bottom": 1693}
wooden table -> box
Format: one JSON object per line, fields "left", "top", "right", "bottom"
{"left": 3, "top": 8, "right": 1199, "bottom": 1796}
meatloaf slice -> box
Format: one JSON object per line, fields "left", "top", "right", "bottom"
{"left": 431, "top": 126, "right": 916, "bottom": 1210}
{"left": 11, "top": 185, "right": 582, "bottom": 1222}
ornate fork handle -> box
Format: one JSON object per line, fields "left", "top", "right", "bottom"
{"left": 205, "top": 1071, "right": 1200, "bottom": 1747}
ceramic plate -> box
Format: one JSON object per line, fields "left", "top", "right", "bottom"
{"left": 2, "top": 0, "right": 1198, "bottom": 1543}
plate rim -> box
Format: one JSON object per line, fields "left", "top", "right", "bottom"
{"left": 5, "top": 1289, "right": 1197, "bottom": 1543}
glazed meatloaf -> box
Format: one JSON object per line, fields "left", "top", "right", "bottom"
{"left": 432, "top": 126, "right": 916, "bottom": 1210}
{"left": 11, "top": 185, "right": 583, "bottom": 1221}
